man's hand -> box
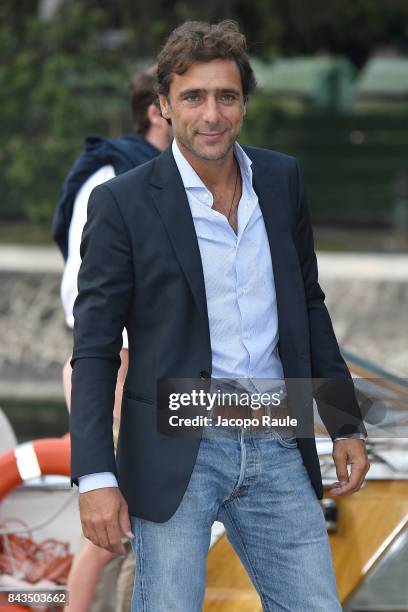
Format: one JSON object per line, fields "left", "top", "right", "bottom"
{"left": 330, "top": 439, "right": 370, "bottom": 496}
{"left": 79, "top": 487, "right": 134, "bottom": 555}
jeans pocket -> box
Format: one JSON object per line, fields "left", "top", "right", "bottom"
{"left": 272, "top": 428, "right": 298, "bottom": 448}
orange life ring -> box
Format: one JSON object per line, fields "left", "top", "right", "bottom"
{"left": 0, "top": 437, "right": 71, "bottom": 502}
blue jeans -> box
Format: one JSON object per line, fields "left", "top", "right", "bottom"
{"left": 130, "top": 427, "right": 342, "bottom": 611}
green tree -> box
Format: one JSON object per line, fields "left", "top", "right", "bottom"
{"left": 0, "top": 2, "right": 129, "bottom": 223}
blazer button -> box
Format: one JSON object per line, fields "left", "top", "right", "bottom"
{"left": 200, "top": 370, "right": 210, "bottom": 379}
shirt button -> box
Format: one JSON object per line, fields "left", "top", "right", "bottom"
{"left": 244, "top": 332, "right": 251, "bottom": 339}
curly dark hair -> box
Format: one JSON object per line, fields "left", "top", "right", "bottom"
{"left": 157, "top": 20, "right": 257, "bottom": 102}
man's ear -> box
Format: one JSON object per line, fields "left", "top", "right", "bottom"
{"left": 147, "top": 103, "right": 162, "bottom": 126}
{"left": 158, "top": 94, "right": 171, "bottom": 120}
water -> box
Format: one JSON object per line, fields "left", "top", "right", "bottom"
{"left": 0, "top": 399, "right": 69, "bottom": 443}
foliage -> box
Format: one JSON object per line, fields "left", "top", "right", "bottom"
{"left": 0, "top": 2, "right": 131, "bottom": 223}
{"left": 1, "top": 0, "right": 407, "bottom": 227}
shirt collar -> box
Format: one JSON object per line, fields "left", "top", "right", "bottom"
{"left": 171, "top": 137, "right": 253, "bottom": 197}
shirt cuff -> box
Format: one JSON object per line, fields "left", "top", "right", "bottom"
{"left": 78, "top": 472, "right": 119, "bottom": 493}
{"left": 334, "top": 433, "right": 367, "bottom": 441}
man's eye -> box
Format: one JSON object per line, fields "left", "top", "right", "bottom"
{"left": 186, "top": 95, "right": 200, "bottom": 102}
{"left": 221, "top": 95, "right": 235, "bottom": 102}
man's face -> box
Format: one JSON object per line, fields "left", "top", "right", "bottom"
{"left": 159, "top": 58, "right": 246, "bottom": 162}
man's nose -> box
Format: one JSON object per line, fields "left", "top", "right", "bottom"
{"left": 201, "top": 97, "right": 221, "bottom": 124}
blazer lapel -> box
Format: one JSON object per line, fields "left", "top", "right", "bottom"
{"left": 149, "top": 146, "right": 209, "bottom": 324}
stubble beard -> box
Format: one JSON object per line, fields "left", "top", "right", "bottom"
{"left": 178, "top": 126, "right": 240, "bottom": 162}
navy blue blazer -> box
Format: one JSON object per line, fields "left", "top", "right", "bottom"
{"left": 70, "top": 144, "right": 366, "bottom": 522}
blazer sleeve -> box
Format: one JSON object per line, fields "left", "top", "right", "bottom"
{"left": 70, "top": 184, "right": 133, "bottom": 486}
{"left": 293, "top": 158, "right": 367, "bottom": 440}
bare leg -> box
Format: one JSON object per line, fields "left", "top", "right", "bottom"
{"left": 63, "top": 349, "right": 129, "bottom": 610}
{"left": 63, "top": 539, "right": 113, "bottom": 612}
{"left": 62, "top": 355, "right": 72, "bottom": 413}
{"left": 114, "top": 348, "right": 129, "bottom": 420}
{"left": 62, "top": 349, "right": 128, "bottom": 416}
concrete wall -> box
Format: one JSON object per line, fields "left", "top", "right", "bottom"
{"left": 0, "top": 248, "right": 406, "bottom": 401}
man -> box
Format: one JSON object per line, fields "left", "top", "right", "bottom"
{"left": 70, "top": 21, "right": 369, "bottom": 611}
{"left": 53, "top": 67, "right": 172, "bottom": 612}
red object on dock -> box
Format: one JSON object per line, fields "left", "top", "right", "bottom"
{"left": 0, "top": 437, "right": 71, "bottom": 501}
